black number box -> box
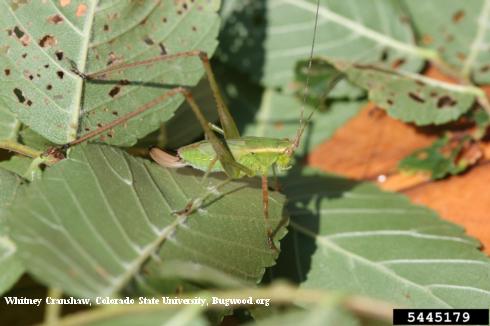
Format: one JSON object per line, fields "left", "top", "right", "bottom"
{"left": 393, "top": 309, "right": 489, "bottom": 325}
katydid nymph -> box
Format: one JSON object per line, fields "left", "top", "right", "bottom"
{"left": 56, "top": 0, "right": 324, "bottom": 251}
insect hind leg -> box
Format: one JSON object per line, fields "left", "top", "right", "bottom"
{"left": 261, "top": 175, "right": 279, "bottom": 252}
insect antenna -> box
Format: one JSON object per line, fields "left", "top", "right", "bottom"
{"left": 286, "top": 0, "right": 321, "bottom": 156}
{"left": 288, "top": 0, "right": 343, "bottom": 157}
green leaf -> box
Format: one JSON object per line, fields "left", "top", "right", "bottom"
{"left": 0, "top": 155, "right": 33, "bottom": 178}
{"left": 274, "top": 168, "right": 490, "bottom": 308}
{"left": 135, "top": 78, "right": 219, "bottom": 150}
{"left": 294, "top": 59, "right": 364, "bottom": 105}
{"left": 218, "top": 0, "right": 429, "bottom": 88}
{"left": 0, "top": 168, "right": 24, "bottom": 295}
{"left": 399, "top": 136, "right": 477, "bottom": 180}
{"left": 0, "top": 0, "right": 221, "bottom": 145}
{"left": 0, "top": 105, "right": 20, "bottom": 141}
{"left": 403, "top": 0, "right": 490, "bottom": 84}
{"left": 332, "top": 61, "right": 477, "bottom": 125}
{"left": 8, "top": 144, "right": 287, "bottom": 298}
{"left": 18, "top": 126, "right": 55, "bottom": 151}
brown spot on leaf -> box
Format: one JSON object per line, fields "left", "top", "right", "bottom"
{"left": 408, "top": 92, "right": 425, "bottom": 103}
{"left": 399, "top": 15, "right": 410, "bottom": 24}
{"left": 430, "top": 91, "right": 438, "bottom": 97}
{"left": 391, "top": 58, "right": 406, "bottom": 69}
{"left": 437, "top": 96, "right": 457, "bottom": 108}
{"left": 380, "top": 49, "right": 388, "bottom": 62}
{"left": 457, "top": 52, "right": 466, "bottom": 61}
{"left": 13, "top": 88, "right": 26, "bottom": 103}
{"left": 48, "top": 14, "right": 64, "bottom": 24}
{"left": 452, "top": 10, "right": 465, "bottom": 23}
{"left": 57, "top": 71, "right": 64, "bottom": 79}
{"left": 26, "top": 99, "right": 32, "bottom": 106}
{"left": 112, "top": 111, "right": 119, "bottom": 116}
{"left": 456, "top": 142, "right": 482, "bottom": 166}
{"left": 422, "top": 34, "right": 433, "bottom": 45}
{"left": 274, "top": 122, "right": 284, "bottom": 130}
{"left": 106, "top": 51, "right": 123, "bottom": 66}
{"left": 159, "top": 42, "right": 167, "bottom": 55}
{"left": 192, "top": 26, "right": 197, "bottom": 32}
{"left": 103, "top": 24, "right": 109, "bottom": 31}
{"left": 162, "top": 17, "right": 167, "bottom": 23}
{"left": 39, "top": 35, "right": 57, "bottom": 48}
{"left": 47, "top": 84, "right": 53, "bottom": 90}
{"left": 76, "top": 4, "right": 87, "bottom": 17}
{"left": 416, "top": 151, "right": 428, "bottom": 160}
{"left": 481, "top": 65, "right": 490, "bottom": 73}
{"left": 109, "top": 86, "right": 120, "bottom": 97}
{"left": 387, "top": 99, "right": 394, "bottom": 105}
{"left": 118, "top": 79, "right": 130, "bottom": 86}
{"left": 4, "top": 69, "right": 10, "bottom": 76}
{"left": 21, "top": 53, "right": 27, "bottom": 58}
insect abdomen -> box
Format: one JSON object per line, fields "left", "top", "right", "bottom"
{"left": 178, "top": 137, "right": 291, "bottom": 176}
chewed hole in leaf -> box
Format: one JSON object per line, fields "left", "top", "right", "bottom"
{"left": 55, "top": 51, "right": 63, "bottom": 61}
{"left": 13, "top": 88, "right": 26, "bottom": 103}
{"left": 109, "top": 86, "right": 121, "bottom": 97}
{"left": 437, "top": 96, "right": 457, "bottom": 109}
{"left": 408, "top": 92, "right": 425, "bottom": 103}
{"left": 12, "top": 26, "right": 24, "bottom": 38}
{"left": 39, "top": 35, "right": 57, "bottom": 48}
{"left": 143, "top": 36, "right": 154, "bottom": 45}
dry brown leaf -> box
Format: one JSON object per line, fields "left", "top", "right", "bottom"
{"left": 308, "top": 66, "right": 490, "bottom": 254}
{"left": 308, "top": 103, "right": 437, "bottom": 180}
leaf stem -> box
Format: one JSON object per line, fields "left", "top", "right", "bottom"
{"left": 56, "top": 283, "right": 393, "bottom": 326}
{"left": 44, "top": 287, "right": 63, "bottom": 326}
{"left": 0, "top": 140, "right": 42, "bottom": 158}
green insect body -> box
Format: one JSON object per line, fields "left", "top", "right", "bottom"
{"left": 178, "top": 137, "right": 293, "bottom": 176}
